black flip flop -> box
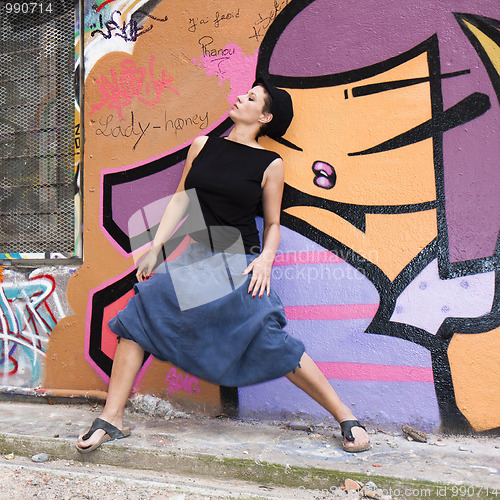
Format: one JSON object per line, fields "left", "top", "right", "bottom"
{"left": 76, "top": 418, "right": 131, "bottom": 453}
{"left": 340, "top": 419, "right": 371, "bottom": 452}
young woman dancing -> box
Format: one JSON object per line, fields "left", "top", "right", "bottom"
{"left": 77, "top": 78, "right": 370, "bottom": 454}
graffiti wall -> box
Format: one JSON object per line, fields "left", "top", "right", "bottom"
{"left": 0, "top": 266, "right": 73, "bottom": 389}
{"left": 44, "top": 0, "right": 499, "bottom": 432}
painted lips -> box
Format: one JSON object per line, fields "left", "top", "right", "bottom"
{"left": 312, "top": 161, "right": 336, "bottom": 189}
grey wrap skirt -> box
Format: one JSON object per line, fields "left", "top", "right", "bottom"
{"left": 108, "top": 242, "right": 305, "bottom": 387}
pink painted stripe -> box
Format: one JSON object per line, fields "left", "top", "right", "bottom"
{"left": 284, "top": 304, "right": 378, "bottom": 320}
{"left": 274, "top": 251, "right": 345, "bottom": 266}
{"left": 316, "top": 362, "right": 434, "bottom": 383}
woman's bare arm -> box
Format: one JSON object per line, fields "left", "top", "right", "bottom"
{"left": 136, "top": 136, "right": 208, "bottom": 281}
{"left": 243, "top": 157, "right": 284, "bottom": 297}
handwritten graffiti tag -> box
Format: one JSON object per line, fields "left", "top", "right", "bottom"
{"left": 90, "top": 55, "right": 178, "bottom": 121}
{"left": 188, "top": 8, "right": 240, "bottom": 33}
{"left": 0, "top": 276, "right": 56, "bottom": 377}
{"left": 250, "top": 0, "right": 291, "bottom": 42}
{"left": 95, "top": 110, "right": 209, "bottom": 150}
{"left": 91, "top": 10, "right": 169, "bottom": 42}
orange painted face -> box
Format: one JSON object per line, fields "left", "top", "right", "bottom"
{"left": 272, "top": 52, "right": 437, "bottom": 206}
{"left": 262, "top": 52, "right": 439, "bottom": 280}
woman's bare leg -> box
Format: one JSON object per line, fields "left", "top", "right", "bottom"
{"left": 77, "top": 338, "right": 145, "bottom": 448}
{"left": 286, "top": 353, "right": 369, "bottom": 450}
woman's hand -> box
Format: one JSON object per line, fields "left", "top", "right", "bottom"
{"left": 242, "top": 254, "right": 274, "bottom": 298}
{"left": 136, "top": 248, "right": 160, "bottom": 282}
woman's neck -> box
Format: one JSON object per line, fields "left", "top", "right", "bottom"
{"left": 226, "top": 125, "right": 260, "bottom": 148}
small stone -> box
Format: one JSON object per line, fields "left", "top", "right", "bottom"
{"left": 65, "top": 420, "right": 72, "bottom": 425}
{"left": 243, "top": 450, "right": 249, "bottom": 454}
{"left": 372, "top": 463, "right": 383, "bottom": 467}
{"left": 402, "top": 424, "right": 427, "bottom": 442}
{"left": 380, "top": 496, "right": 392, "bottom": 500}
{"left": 288, "top": 421, "right": 313, "bottom": 432}
{"left": 388, "top": 441, "right": 398, "bottom": 448}
{"left": 365, "top": 490, "right": 381, "bottom": 498}
{"left": 53, "top": 434, "right": 59, "bottom": 438}
{"left": 459, "top": 446, "right": 468, "bottom": 451}
{"left": 365, "top": 481, "right": 378, "bottom": 490}
{"left": 4, "top": 453, "right": 14, "bottom": 460}
{"left": 344, "top": 478, "right": 361, "bottom": 490}
{"left": 31, "top": 453, "right": 49, "bottom": 463}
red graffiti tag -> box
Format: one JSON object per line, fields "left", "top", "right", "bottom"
{"left": 90, "top": 55, "right": 178, "bottom": 121}
{"left": 96, "top": 0, "right": 117, "bottom": 13}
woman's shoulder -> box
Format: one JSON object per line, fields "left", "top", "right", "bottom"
{"left": 187, "top": 135, "right": 210, "bottom": 161}
{"left": 192, "top": 135, "right": 210, "bottom": 149}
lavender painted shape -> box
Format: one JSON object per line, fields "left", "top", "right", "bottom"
{"left": 240, "top": 377, "right": 440, "bottom": 431}
{"left": 391, "top": 259, "right": 495, "bottom": 334}
{"left": 111, "top": 162, "right": 184, "bottom": 236}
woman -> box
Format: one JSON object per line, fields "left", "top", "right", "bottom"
{"left": 77, "top": 79, "right": 370, "bottom": 454}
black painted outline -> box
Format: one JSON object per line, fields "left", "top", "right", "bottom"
{"left": 282, "top": 184, "right": 437, "bottom": 233}
{"left": 101, "top": 118, "right": 234, "bottom": 253}
{"left": 455, "top": 13, "right": 500, "bottom": 106}
{"left": 89, "top": 269, "right": 149, "bottom": 377}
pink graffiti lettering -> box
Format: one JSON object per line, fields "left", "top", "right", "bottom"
{"left": 165, "top": 367, "right": 201, "bottom": 395}
{"left": 90, "top": 55, "right": 179, "bottom": 121}
{"left": 194, "top": 43, "right": 258, "bottom": 105}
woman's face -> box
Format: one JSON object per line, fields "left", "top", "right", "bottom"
{"left": 229, "top": 85, "right": 270, "bottom": 129}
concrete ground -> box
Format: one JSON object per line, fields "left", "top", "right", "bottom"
{"left": 0, "top": 397, "right": 499, "bottom": 499}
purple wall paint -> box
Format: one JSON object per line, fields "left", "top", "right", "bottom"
{"left": 239, "top": 223, "right": 440, "bottom": 429}
{"left": 268, "top": 0, "right": 500, "bottom": 263}
{"left": 111, "top": 162, "right": 184, "bottom": 237}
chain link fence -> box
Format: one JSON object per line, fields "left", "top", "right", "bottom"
{"left": 0, "top": 1, "right": 77, "bottom": 257}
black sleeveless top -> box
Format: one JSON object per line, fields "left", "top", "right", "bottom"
{"left": 184, "top": 136, "right": 281, "bottom": 254}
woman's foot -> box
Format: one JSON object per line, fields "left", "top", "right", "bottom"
{"left": 340, "top": 419, "right": 371, "bottom": 452}
{"left": 76, "top": 417, "right": 130, "bottom": 453}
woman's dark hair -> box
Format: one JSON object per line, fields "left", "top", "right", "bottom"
{"left": 256, "top": 85, "right": 273, "bottom": 138}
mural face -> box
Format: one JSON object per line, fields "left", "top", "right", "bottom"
{"left": 276, "top": 51, "right": 439, "bottom": 280}
{"left": 39, "top": 0, "right": 499, "bottom": 433}
{"left": 251, "top": 0, "right": 500, "bottom": 432}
